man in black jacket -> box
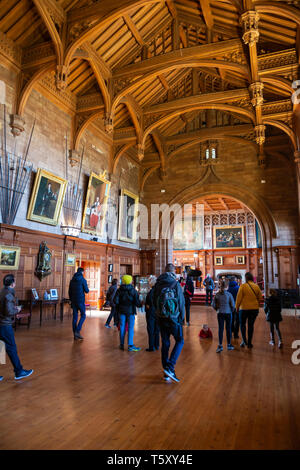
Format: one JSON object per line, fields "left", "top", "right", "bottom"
{"left": 105, "top": 279, "right": 118, "bottom": 328}
{"left": 69, "top": 267, "right": 89, "bottom": 340}
{"left": 0, "top": 274, "right": 33, "bottom": 380}
{"left": 153, "top": 264, "right": 185, "bottom": 383}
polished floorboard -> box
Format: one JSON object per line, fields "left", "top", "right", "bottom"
{"left": 0, "top": 306, "right": 300, "bottom": 450}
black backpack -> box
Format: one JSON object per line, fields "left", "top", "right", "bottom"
{"left": 156, "top": 280, "right": 180, "bottom": 322}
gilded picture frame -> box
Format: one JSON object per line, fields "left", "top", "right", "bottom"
{"left": 214, "top": 256, "right": 223, "bottom": 266}
{"left": 118, "top": 189, "right": 139, "bottom": 243}
{"left": 27, "top": 169, "right": 67, "bottom": 226}
{"left": 236, "top": 255, "right": 245, "bottom": 265}
{"left": 0, "top": 245, "right": 21, "bottom": 270}
{"left": 65, "top": 253, "right": 76, "bottom": 267}
{"left": 213, "top": 225, "right": 245, "bottom": 250}
{"left": 81, "top": 172, "right": 111, "bottom": 236}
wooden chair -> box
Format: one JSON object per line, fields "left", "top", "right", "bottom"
{"left": 294, "top": 304, "right": 300, "bottom": 318}
{"left": 14, "top": 300, "right": 32, "bottom": 330}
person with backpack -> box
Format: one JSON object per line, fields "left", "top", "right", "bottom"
{"left": 212, "top": 280, "right": 235, "bottom": 353}
{"left": 114, "top": 275, "right": 142, "bottom": 352}
{"left": 235, "top": 272, "right": 262, "bottom": 349}
{"left": 104, "top": 279, "right": 118, "bottom": 328}
{"left": 203, "top": 274, "right": 215, "bottom": 305}
{"left": 264, "top": 289, "right": 283, "bottom": 348}
{"left": 153, "top": 263, "right": 185, "bottom": 383}
{"left": 184, "top": 275, "right": 194, "bottom": 326}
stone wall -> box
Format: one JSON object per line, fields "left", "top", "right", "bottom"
{"left": 0, "top": 64, "right": 140, "bottom": 250}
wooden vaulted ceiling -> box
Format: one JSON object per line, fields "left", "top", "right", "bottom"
{"left": 0, "top": 0, "right": 299, "bottom": 189}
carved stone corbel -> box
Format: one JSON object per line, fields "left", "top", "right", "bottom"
{"left": 68, "top": 149, "right": 81, "bottom": 167}
{"left": 56, "top": 65, "right": 69, "bottom": 90}
{"left": 9, "top": 114, "right": 25, "bottom": 137}
{"left": 104, "top": 113, "right": 113, "bottom": 134}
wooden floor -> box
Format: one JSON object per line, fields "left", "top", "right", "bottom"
{"left": 1, "top": 306, "right": 300, "bottom": 450}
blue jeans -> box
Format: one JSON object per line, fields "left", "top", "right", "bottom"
{"left": 119, "top": 314, "right": 135, "bottom": 346}
{"left": 72, "top": 304, "right": 86, "bottom": 334}
{"left": 217, "top": 313, "right": 232, "bottom": 345}
{"left": 146, "top": 313, "right": 160, "bottom": 350}
{"left": 159, "top": 321, "right": 184, "bottom": 372}
{"left": 0, "top": 325, "right": 23, "bottom": 374}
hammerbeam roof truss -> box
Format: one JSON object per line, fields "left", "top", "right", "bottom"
{"left": 0, "top": 0, "right": 299, "bottom": 181}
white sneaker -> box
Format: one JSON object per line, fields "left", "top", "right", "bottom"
{"left": 269, "top": 340, "right": 275, "bottom": 346}
{"left": 278, "top": 341, "right": 283, "bottom": 349}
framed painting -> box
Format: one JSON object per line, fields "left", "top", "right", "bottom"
{"left": 236, "top": 255, "right": 245, "bottom": 265}
{"left": 0, "top": 245, "right": 20, "bottom": 270}
{"left": 108, "top": 264, "right": 113, "bottom": 272}
{"left": 118, "top": 189, "right": 139, "bottom": 243}
{"left": 214, "top": 256, "right": 223, "bottom": 266}
{"left": 213, "top": 225, "right": 244, "bottom": 249}
{"left": 50, "top": 288, "right": 58, "bottom": 300}
{"left": 173, "top": 215, "right": 204, "bottom": 251}
{"left": 27, "top": 169, "right": 67, "bottom": 226}
{"left": 82, "top": 172, "right": 111, "bottom": 236}
{"left": 108, "top": 275, "right": 112, "bottom": 283}
{"left": 65, "top": 253, "right": 76, "bottom": 267}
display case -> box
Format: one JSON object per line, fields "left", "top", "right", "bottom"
{"left": 134, "top": 275, "right": 150, "bottom": 308}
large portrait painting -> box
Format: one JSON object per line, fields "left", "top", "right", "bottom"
{"left": 118, "top": 189, "right": 139, "bottom": 243}
{"left": 27, "top": 169, "right": 67, "bottom": 226}
{"left": 173, "top": 216, "right": 204, "bottom": 251}
{"left": 82, "top": 172, "right": 111, "bottom": 236}
{"left": 0, "top": 245, "right": 20, "bottom": 270}
{"left": 213, "top": 225, "right": 244, "bottom": 249}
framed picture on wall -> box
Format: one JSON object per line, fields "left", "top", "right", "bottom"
{"left": 236, "top": 255, "right": 245, "bottom": 265}
{"left": 213, "top": 225, "right": 244, "bottom": 249}
{"left": 118, "top": 189, "right": 139, "bottom": 243}
{"left": 108, "top": 275, "right": 112, "bottom": 283}
{"left": 82, "top": 172, "right": 111, "bottom": 237}
{"left": 27, "top": 169, "right": 67, "bottom": 226}
{"left": 0, "top": 245, "right": 20, "bottom": 270}
{"left": 214, "top": 256, "right": 223, "bottom": 266}
{"left": 65, "top": 253, "right": 76, "bottom": 267}
{"left": 108, "top": 264, "right": 113, "bottom": 272}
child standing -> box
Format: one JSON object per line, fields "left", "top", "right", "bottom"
{"left": 264, "top": 289, "right": 283, "bottom": 348}
{"left": 212, "top": 280, "right": 235, "bottom": 353}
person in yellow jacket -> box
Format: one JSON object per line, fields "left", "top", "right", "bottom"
{"left": 235, "top": 272, "right": 262, "bottom": 349}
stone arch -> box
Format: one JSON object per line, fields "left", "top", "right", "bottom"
{"left": 153, "top": 182, "right": 278, "bottom": 290}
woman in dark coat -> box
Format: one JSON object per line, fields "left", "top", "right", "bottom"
{"left": 145, "top": 276, "right": 159, "bottom": 351}
{"left": 264, "top": 289, "right": 283, "bottom": 348}
{"left": 184, "top": 275, "right": 194, "bottom": 326}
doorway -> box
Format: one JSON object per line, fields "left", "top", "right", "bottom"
{"left": 79, "top": 261, "right": 101, "bottom": 308}
{"left": 120, "top": 264, "right": 133, "bottom": 277}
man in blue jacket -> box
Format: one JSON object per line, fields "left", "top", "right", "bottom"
{"left": 227, "top": 277, "right": 240, "bottom": 338}
{"left": 203, "top": 274, "right": 215, "bottom": 305}
{"left": 153, "top": 264, "right": 185, "bottom": 383}
{"left": 69, "top": 267, "right": 89, "bottom": 340}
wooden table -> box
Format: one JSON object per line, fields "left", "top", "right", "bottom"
{"left": 38, "top": 299, "right": 59, "bottom": 326}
